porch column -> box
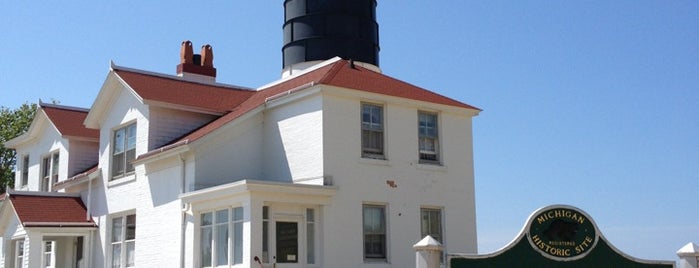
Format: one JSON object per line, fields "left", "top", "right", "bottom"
{"left": 678, "top": 242, "right": 699, "bottom": 268}
{"left": 25, "top": 230, "right": 43, "bottom": 268}
{"left": 413, "top": 236, "right": 443, "bottom": 268}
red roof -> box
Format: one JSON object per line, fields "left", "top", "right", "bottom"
{"left": 8, "top": 193, "right": 96, "bottom": 227}
{"left": 137, "top": 59, "right": 479, "bottom": 160}
{"left": 41, "top": 104, "right": 99, "bottom": 139}
{"left": 114, "top": 69, "right": 255, "bottom": 114}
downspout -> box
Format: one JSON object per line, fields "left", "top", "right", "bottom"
{"left": 179, "top": 154, "right": 187, "bottom": 268}
{"left": 86, "top": 175, "right": 92, "bottom": 221}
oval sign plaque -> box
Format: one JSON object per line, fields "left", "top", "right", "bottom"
{"left": 527, "top": 206, "right": 599, "bottom": 260}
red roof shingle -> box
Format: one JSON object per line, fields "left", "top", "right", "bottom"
{"left": 114, "top": 69, "right": 256, "bottom": 114}
{"left": 41, "top": 104, "right": 99, "bottom": 139}
{"left": 134, "top": 59, "right": 479, "bottom": 160}
{"left": 9, "top": 193, "right": 96, "bottom": 227}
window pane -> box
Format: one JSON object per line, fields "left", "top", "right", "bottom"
{"left": 201, "top": 212, "right": 213, "bottom": 226}
{"left": 126, "top": 241, "right": 135, "bottom": 267}
{"left": 126, "top": 124, "right": 137, "bottom": 150}
{"left": 126, "top": 215, "right": 136, "bottom": 240}
{"left": 215, "top": 224, "right": 228, "bottom": 266}
{"left": 112, "top": 152, "right": 124, "bottom": 177}
{"left": 112, "top": 217, "right": 123, "bottom": 242}
{"left": 233, "top": 221, "right": 243, "bottom": 264}
{"left": 363, "top": 206, "right": 385, "bottom": 233}
{"left": 125, "top": 149, "right": 135, "bottom": 173}
{"left": 114, "top": 128, "right": 125, "bottom": 154}
{"left": 215, "top": 209, "right": 228, "bottom": 224}
{"left": 51, "top": 154, "right": 59, "bottom": 175}
{"left": 111, "top": 243, "right": 121, "bottom": 268}
{"left": 307, "top": 222, "right": 315, "bottom": 264}
{"left": 200, "top": 226, "right": 212, "bottom": 267}
{"left": 364, "top": 234, "right": 386, "bottom": 258}
{"left": 233, "top": 207, "right": 243, "bottom": 221}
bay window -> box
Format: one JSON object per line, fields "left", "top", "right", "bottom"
{"left": 200, "top": 207, "right": 244, "bottom": 267}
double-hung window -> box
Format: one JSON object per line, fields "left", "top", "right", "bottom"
{"left": 112, "top": 123, "right": 136, "bottom": 179}
{"left": 200, "top": 207, "right": 244, "bottom": 267}
{"left": 418, "top": 112, "right": 439, "bottom": 163}
{"left": 41, "top": 152, "right": 59, "bottom": 191}
{"left": 20, "top": 155, "right": 29, "bottom": 187}
{"left": 420, "top": 208, "right": 443, "bottom": 243}
{"left": 43, "top": 241, "right": 56, "bottom": 268}
{"left": 15, "top": 240, "right": 25, "bottom": 268}
{"left": 363, "top": 204, "right": 387, "bottom": 261}
{"left": 361, "top": 103, "right": 384, "bottom": 159}
{"left": 111, "top": 214, "right": 136, "bottom": 268}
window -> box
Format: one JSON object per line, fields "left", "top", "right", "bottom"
{"left": 111, "top": 214, "right": 136, "bottom": 268}
{"left": 363, "top": 204, "right": 387, "bottom": 261}
{"left": 15, "top": 240, "right": 25, "bottom": 268}
{"left": 306, "top": 208, "right": 315, "bottom": 264}
{"left": 361, "top": 103, "right": 384, "bottom": 158}
{"left": 262, "top": 206, "right": 269, "bottom": 263}
{"left": 418, "top": 112, "right": 439, "bottom": 163}
{"left": 20, "top": 155, "right": 29, "bottom": 187}
{"left": 420, "top": 208, "right": 443, "bottom": 243}
{"left": 200, "top": 207, "right": 244, "bottom": 267}
{"left": 43, "top": 241, "right": 56, "bottom": 268}
{"left": 41, "top": 152, "right": 59, "bottom": 191}
{"left": 112, "top": 123, "right": 136, "bottom": 179}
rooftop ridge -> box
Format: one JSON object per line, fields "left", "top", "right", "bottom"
{"left": 110, "top": 60, "right": 255, "bottom": 91}
{"left": 38, "top": 101, "right": 90, "bottom": 113}
{"left": 258, "top": 57, "right": 343, "bottom": 91}
{"left": 7, "top": 189, "right": 81, "bottom": 198}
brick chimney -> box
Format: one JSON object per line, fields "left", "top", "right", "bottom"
{"left": 177, "top": 40, "right": 217, "bottom": 83}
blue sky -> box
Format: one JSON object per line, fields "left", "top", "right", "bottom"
{"left": 1, "top": 1, "right": 697, "bottom": 262}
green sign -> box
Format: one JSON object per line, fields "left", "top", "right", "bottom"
{"left": 527, "top": 206, "right": 598, "bottom": 260}
{"left": 449, "top": 204, "right": 675, "bottom": 268}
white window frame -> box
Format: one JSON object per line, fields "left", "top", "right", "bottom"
{"left": 40, "top": 152, "right": 59, "bottom": 192}
{"left": 199, "top": 207, "right": 244, "bottom": 268}
{"left": 420, "top": 207, "right": 443, "bottom": 243}
{"left": 362, "top": 204, "right": 388, "bottom": 262}
{"left": 111, "top": 123, "right": 136, "bottom": 180}
{"left": 361, "top": 103, "right": 385, "bottom": 159}
{"left": 418, "top": 111, "right": 440, "bottom": 164}
{"left": 306, "top": 208, "right": 316, "bottom": 265}
{"left": 110, "top": 214, "right": 136, "bottom": 268}
{"left": 262, "top": 206, "right": 269, "bottom": 263}
{"left": 20, "top": 155, "right": 29, "bottom": 187}
{"left": 15, "top": 239, "right": 25, "bottom": 268}
{"left": 42, "top": 240, "right": 56, "bottom": 268}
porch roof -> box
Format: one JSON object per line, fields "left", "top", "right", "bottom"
{"left": 7, "top": 191, "right": 96, "bottom": 228}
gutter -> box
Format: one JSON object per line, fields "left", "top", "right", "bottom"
{"left": 23, "top": 222, "right": 97, "bottom": 228}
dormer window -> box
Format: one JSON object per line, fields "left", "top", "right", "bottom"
{"left": 20, "top": 155, "right": 29, "bottom": 187}
{"left": 41, "top": 152, "right": 59, "bottom": 191}
{"left": 112, "top": 123, "right": 136, "bottom": 179}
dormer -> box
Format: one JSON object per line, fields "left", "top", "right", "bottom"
{"left": 4, "top": 102, "right": 99, "bottom": 192}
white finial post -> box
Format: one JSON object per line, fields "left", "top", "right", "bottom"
{"left": 414, "top": 236, "right": 443, "bottom": 268}
{"left": 677, "top": 242, "right": 699, "bottom": 268}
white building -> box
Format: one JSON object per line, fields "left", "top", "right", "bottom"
{"left": 1, "top": 2, "right": 480, "bottom": 267}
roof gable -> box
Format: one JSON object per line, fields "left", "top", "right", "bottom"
{"left": 113, "top": 67, "right": 255, "bottom": 114}
{"left": 41, "top": 103, "right": 99, "bottom": 139}
{"left": 8, "top": 192, "right": 96, "bottom": 227}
